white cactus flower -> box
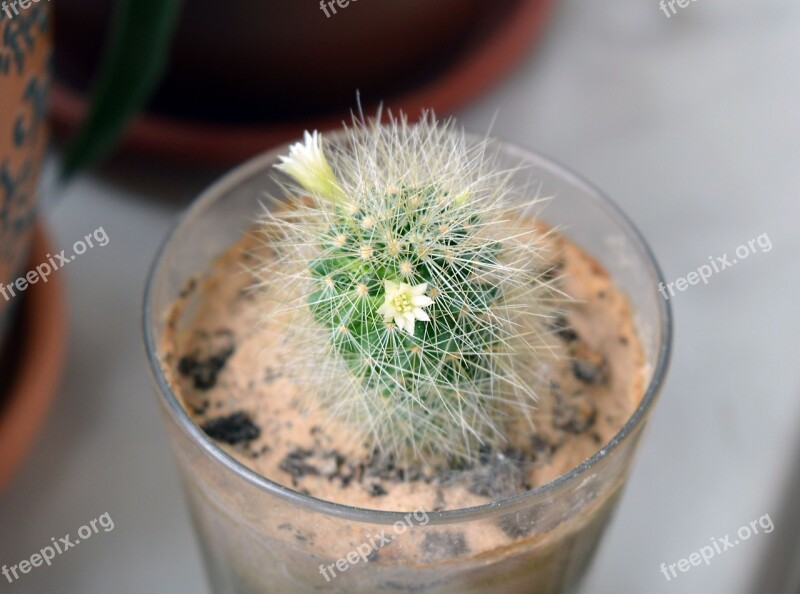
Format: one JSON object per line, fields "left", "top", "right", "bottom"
{"left": 378, "top": 280, "right": 434, "bottom": 335}
{"left": 275, "top": 131, "right": 344, "bottom": 202}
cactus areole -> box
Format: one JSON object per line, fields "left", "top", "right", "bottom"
{"left": 258, "top": 114, "right": 559, "bottom": 468}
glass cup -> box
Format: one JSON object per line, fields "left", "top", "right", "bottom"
{"left": 144, "top": 136, "right": 672, "bottom": 593}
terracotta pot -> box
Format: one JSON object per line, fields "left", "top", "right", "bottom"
{"left": 0, "top": 225, "right": 67, "bottom": 494}
{"left": 0, "top": 3, "right": 52, "bottom": 352}
{"left": 54, "top": 0, "right": 488, "bottom": 122}
{"left": 51, "top": 0, "right": 554, "bottom": 164}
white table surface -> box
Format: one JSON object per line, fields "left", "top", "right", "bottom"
{"left": 2, "top": 0, "right": 799, "bottom": 592}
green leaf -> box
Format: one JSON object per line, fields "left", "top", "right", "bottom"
{"left": 61, "top": 0, "right": 183, "bottom": 179}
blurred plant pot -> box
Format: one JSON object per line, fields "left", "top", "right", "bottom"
{"left": 0, "top": 5, "right": 63, "bottom": 493}
{"left": 54, "top": 0, "right": 490, "bottom": 123}
{"left": 0, "top": 225, "right": 67, "bottom": 494}
{"left": 52, "top": 0, "right": 554, "bottom": 164}
{"left": 0, "top": 3, "right": 52, "bottom": 356}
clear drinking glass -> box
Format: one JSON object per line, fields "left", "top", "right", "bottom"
{"left": 144, "top": 136, "right": 672, "bottom": 594}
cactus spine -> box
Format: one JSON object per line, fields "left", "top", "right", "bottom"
{"left": 258, "top": 114, "right": 558, "bottom": 467}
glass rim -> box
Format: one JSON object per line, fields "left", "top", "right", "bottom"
{"left": 143, "top": 133, "right": 673, "bottom": 526}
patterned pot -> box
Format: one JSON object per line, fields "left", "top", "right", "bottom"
{"left": 0, "top": 3, "right": 51, "bottom": 351}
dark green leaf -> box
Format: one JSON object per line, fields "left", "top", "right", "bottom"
{"left": 61, "top": 0, "right": 183, "bottom": 178}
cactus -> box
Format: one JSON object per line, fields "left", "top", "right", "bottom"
{"left": 257, "top": 113, "right": 559, "bottom": 467}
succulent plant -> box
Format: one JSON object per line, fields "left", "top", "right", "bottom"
{"left": 257, "top": 113, "right": 560, "bottom": 467}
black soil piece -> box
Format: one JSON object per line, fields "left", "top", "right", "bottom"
{"left": 572, "top": 359, "right": 606, "bottom": 384}
{"left": 540, "top": 260, "right": 563, "bottom": 284}
{"left": 552, "top": 395, "right": 598, "bottom": 435}
{"left": 178, "top": 278, "right": 197, "bottom": 299}
{"left": 264, "top": 367, "right": 282, "bottom": 383}
{"left": 178, "top": 330, "right": 236, "bottom": 390}
{"left": 530, "top": 434, "right": 557, "bottom": 464}
{"left": 551, "top": 314, "right": 579, "bottom": 343}
{"left": 364, "top": 451, "right": 424, "bottom": 483}
{"left": 279, "top": 445, "right": 433, "bottom": 491}
{"left": 337, "top": 462, "right": 364, "bottom": 488}
{"left": 570, "top": 343, "right": 609, "bottom": 385}
{"left": 201, "top": 411, "right": 261, "bottom": 445}
{"left": 367, "top": 483, "right": 388, "bottom": 497}
{"left": 467, "top": 446, "right": 529, "bottom": 500}
{"left": 189, "top": 400, "right": 210, "bottom": 416}
{"left": 279, "top": 449, "right": 322, "bottom": 484}
{"left": 421, "top": 531, "right": 469, "bottom": 562}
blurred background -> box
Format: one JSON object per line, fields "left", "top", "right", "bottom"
{"left": 1, "top": 0, "right": 799, "bottom": 592}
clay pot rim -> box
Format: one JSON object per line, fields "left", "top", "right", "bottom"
{"left": 144, "top": 134, "right": 673, "bottom": 526}
{"left": 0, "top": 224, "right": 68, "bottom": 494}
{"left": 51, "top": 0, "right": 555, "bottom": 165}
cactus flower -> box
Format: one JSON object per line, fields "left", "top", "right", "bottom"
{"left": 275, "top": 131, "right": 345, "bottom": 202}
{"left": 378, "top": 281, "right": 434, "bottom": 335}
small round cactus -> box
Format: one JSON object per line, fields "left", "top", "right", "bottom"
{"left": 258, "top": 114, "right": 559, "bottom": 467}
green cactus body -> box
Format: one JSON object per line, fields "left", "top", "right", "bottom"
{"left": 260, "top": 116, "right": 557, "bottom": 466}
{"left": 309, "top": 185, "right": 502, "bottom": 420}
